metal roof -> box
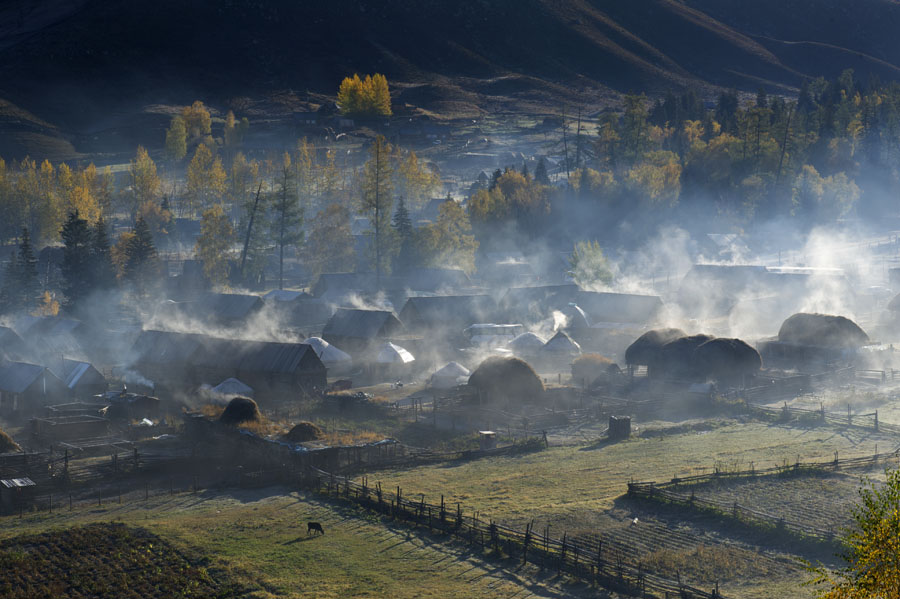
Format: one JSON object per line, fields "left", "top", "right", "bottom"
{"left": 1, "top": 477, "right": 35, "bottom": 489}
{"left": 0, "top": 362, "right": 47, "bottom": 393}
{"left": 399, "top": 295, "right": 496, "bottom": 328}
{"left": 323, "top": 309, "right": 402, "bottom": 340}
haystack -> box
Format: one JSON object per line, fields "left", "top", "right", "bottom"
{"left": 655, "top": 334, "right": 715, "bottom": 379}
{"left": 693, "top": 337, "right": 762, "bottom": 382}
{"left": 571, "top": 353, "right": 616, "bottom": 386}
{"left": 218, "top": 396, "right": 261, "bottom": 425}
{"left": 468, "top": 356, "right": 543, "bottom": 403}
{"left": 624, "top": 328, "right": 686, "bottom": 366}
{"left": 0, "top": 427, "right": 21, "bottom": 453}
{"left": 283, "top": 421, "right": 324, "bottom": 443}
{"left": 212, "top": 377, "right": 254, "bottom": 398}
{"left": 777, "top": 313, "right": 869, "bottom": 348}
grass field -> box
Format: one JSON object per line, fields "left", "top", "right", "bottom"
{"left": 0, "top": 488, "right": 592, "bottom": 599}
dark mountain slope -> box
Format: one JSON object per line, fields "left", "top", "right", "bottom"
{"left": 1, "top": 0, "right": 899, "bottom": 158}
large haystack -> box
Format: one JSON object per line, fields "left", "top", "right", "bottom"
{"left": 0, "top": 427, "right": 21, "bottom": 453}
{"left": 283, "top": 421, "right": 324, "bottom": 443}
{"left": 777, "top": 313, "right": 869, "bottom": 348}
{"left": 693, "top": 337, "right": 762, "bottom": 382}
{"left": 624, "top": 328, "right": 686, "bottom": 366}
{"left": 219, "top": 396, "right": 261, "bottom": 425}
{"left": 468, "top": 356, "right": 543, "bottom": 403}
{"left": 655, "top": 334, "right": 715, "bottom": 379}
{"left": 571, "top": 353, "right": 615, "bottom": 386}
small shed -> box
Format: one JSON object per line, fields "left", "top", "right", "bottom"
{"left": 0, "top": 362, "right": 66, "bottom": 415}
{"left": 608, "top": 416, "right": 631, "bottom": 440}
{"left": 48, "top": 359, "right": 108, "bottom": 399}
{"left": 0, "top": 477, "right": 36, "bottom": 507}
{"left": 430, "top": 362, "right": 470, "bottom": 389}
{"left": 478, "top": 431, "right": 498, "bottom": 451}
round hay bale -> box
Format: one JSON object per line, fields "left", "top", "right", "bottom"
{"left": 693, "top": 337, "right": 762, "bottom": 382}
{"left": 777, "top": 313, "right": 869, "bottom": 348}
{"left": 283, "top": 421, "right": 324, "bottom": 443}
{"left": 571, "top": 353, "right": 614, "bottom": 386}
{"left": 468, "top": 356, "right": 543, "bottom": 403}
{"left": 218, "top": 396, "right": 261, "bottom": 425}
{"left": 0, "top": 427, "right": 21, "bottom": 453}
{"left": 656, "top": 334, "right": 715, "bottom": 379}
{"left": 625, "top": 328, "right": 686, "bottom": 366}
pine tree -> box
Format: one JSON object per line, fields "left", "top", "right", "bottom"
{"left": 534, "top": 157, "right": 550, "bottom": 185}
{"left": 60, "top": 211, "right": 94, "bottom": 308}
{"left": 92, "top": 216, "right": 117, "bottom": 291}
{"left": 17, "top": 227, "right": 40, "bottom": 309}
{"left": 391, "top": 196, "right": 416, "bottom": 274}
{"left": 124, "top": 217, "right": 160, "bottom": 297}
{"left": 0, "top": 251, "right": 19, "bottom": 314}
{"left": 361, "top": 135, "right": 395, "bottom": 282}
{"left": 272, "top": 152, "right": 304, "bottom": 289}
{"left": 165, "top": 115, "right": 187, "bottom": 161}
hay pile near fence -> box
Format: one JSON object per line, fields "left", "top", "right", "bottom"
{"left": 219, "top": 397, "right": 261, "bottom": 425}
{"left": 0, "top": 427, "right": 20, "bottom": 453}
{"left": 283, "top": 421, "right": 324, "bottom": 443}
{"left": 694, "top": 337, "right": 762, "bottom": 381}
{"left": 777, "top": 313, "right": 869, "bottom": 348}
{"left": 571, "top": 353, "right": 616, "bottom": 386}
{"left": 656, "top": 334, "right": 715, "bottom": 379}
{"left": 624, "top": 328, "right": 686, "bottom": 366}
{"left": 468, "top": 356, "right": 543, "bottom": 403}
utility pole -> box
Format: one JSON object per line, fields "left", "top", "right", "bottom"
{"left": 239, "top": 182, "right": 263, "bottom": 282}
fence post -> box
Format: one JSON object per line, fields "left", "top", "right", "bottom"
{"left": 875, "top": 410, "right": 879, "bottom": 432}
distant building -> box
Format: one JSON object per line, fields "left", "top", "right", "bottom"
{"left": 0, "top": 362, "right": 66, "bottom": 415}
{"left": 322, "top": 308, "right": 404, "bottom": 356}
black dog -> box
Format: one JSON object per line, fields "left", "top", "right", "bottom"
{"left": 307, "top": 521, "right": 325, "bottom": 535}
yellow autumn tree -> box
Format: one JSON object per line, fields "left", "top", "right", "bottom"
{"left": 195, "top": 204, "right": 234, "bottom": 286}
{"left": 396, "top": 150, "right": 440, "bottom": 212}
{"left": 337, "top": 73, "right": 392, "bottom": 117}
{"left": 128, "top": 146, "right": 161, "bottom": 222}
{"left": 808, "top": 468, "right": 900, "bottom": 598}
{"left": 181, "top": 100, "right": 213, "bottom": 144}
{"left": 186, "top": 143, "right": 227, "bottom": 215}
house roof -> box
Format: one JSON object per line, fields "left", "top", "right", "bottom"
{"left": 398, "top": 295, "right": 496, "bottom": 328}
{"left": 508, "top": 332, "right": 546, "bottom": 352}
{"left": 48, "top": 359, "right": 105, "bottom": 390}
{"left": 542, "top": 331, "right": 582, "bottom": 354}
{"left": 322, "top": 309, "right": 403, "bottom": 340}
{"left": 572, "top": 291, "right": 663, "bottom": 325}
{"left": 0, "top": 326, "right": 32, "bottom": 361}
{"left": 263, "top": 289, "right": 314, "bottom": 303}
{"left": 0, "top": 362, "right": 51, "bottom": 393}
{"left": 376, "top": 342, "right": 415, "bottom": 364}
{"left": 500, "top": 284, "right": 581, "bottom": 312}
{"left": 312, "top": 273, "right": 377, "bottom": 297}
{"left": 403, "top": 268, "right": 472, "bottom": 292}
{"left": 132, "top": 330, "right": 324, "bottom": 375}
{"left": 189, "top": 293, "right": 265, "bottom": 322}
{"left": 302, "top": 337, "right": 353, "bottom": 364}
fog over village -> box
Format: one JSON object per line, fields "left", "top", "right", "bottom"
{"left": 2, "top": 2, "right": 900, "bottom": 598}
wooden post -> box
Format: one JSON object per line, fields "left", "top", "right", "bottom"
{"left": 875, "top": 410, "right": 879, "bottom": 432}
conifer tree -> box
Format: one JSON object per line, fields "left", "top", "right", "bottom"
{"left": 92, "top": 216, "right": 117, "bottom": 291}
{"left": 391, "top": 196, "right": 415, "bottom": 274}
{"left": 17, "top": 227, "right": 39, "bottom": 308}
{"left": 60, "top": 211, "right": 94, "bottom": 308}
{"left": 534, "top": 158, "right": 550, "bottom": 185}
{"left": 272, "top": 152, "right": 304, "bottom": 289}
{"left": 124, "top": 216, "right": 160, "bottom": 297}
{"left": 361, "top": 135, "right": 395, "bottom": 282}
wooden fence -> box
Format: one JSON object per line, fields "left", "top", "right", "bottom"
{"left": 628, "top": 449, "right": 900, "bottom": 544}
{"left": 301, "top": 466, "right": 726, "bottom": 599}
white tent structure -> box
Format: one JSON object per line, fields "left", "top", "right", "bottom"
{"left": 199, "top": 377, "right": 254, "bottom": 401}
{"left": 542, "top": 331, "right": 582, "bottom": 355}
{"left": 508, "top": 332, "right": 546, "bottom": 355}
{"left": 375, "top": 342, "right": 416, "bottom": 364}
{"left": 303, "top": 337, "right": 353, "bottom": 368}
{"left": 429, "top": 362, "right": 470, "bottom": 389}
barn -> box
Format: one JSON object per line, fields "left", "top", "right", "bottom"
{"left": 398, "top": 295, "right": 496, "bottom": 339}
{"left": 322, "top": 309, "right": 404, "bottom": 356}
{"left": 0, "top": 362, "right": 66, "bottom": 415}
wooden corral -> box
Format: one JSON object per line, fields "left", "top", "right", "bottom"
{"left": 30, "top": 415, "right": 110, "bottom": 442}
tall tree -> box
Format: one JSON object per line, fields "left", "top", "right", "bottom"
{"left": 128, "top": 146, "right": 161, "bottom": 222}
{"left": 306, "top": 203, "right": 356, "bottom": 279}
{"left": 361, "top": 135, "right": 395, "bottom": 282}
{"left": 92, "top": 216, "right": 116, "bottom": 292}
{"left": 186, "top": 143, "right": 227, "bottom": 216}
{"left": 195, "top": 205, "right": 234, "bottom": 287}
{"left": 272, "top": 152, "right": 304, "bottom": 289}
{"left": 2, "top": 228, "right": 41, "bottom": 313}
{"left": 391, "top": 196, "right": 416, "bottom": 274}
{"left": 534, "top": 157, "right": 551, "bottom": 185}
{"left": 165, "top": 115, "right": 188, "bottom": 161}
{"left": 124, "top": 217, "right": 160, "bottom": 298}
{"left": 417, "top": 200, "right": 478, "bottom": 274}
{"left": 60, "top": 211, "right": 94, "bottom": 308}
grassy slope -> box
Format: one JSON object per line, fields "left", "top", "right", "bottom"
{"left": 0, "top": 489, "right": 575, "bottom": 599}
